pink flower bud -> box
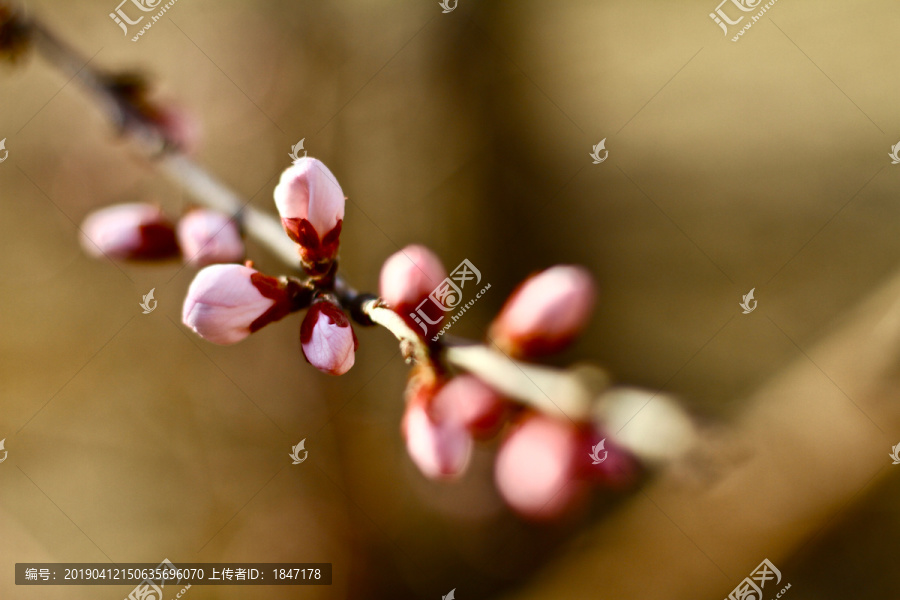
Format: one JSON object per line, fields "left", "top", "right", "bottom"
{"left": 379, "top": 245, "right": 447, "bottom": 338}
{"left": 583, "top": 429, "right": 640, "bottom": 491}
{"left": 176, "top": 209, "right": 245, "bottom": 267}
{"left": 379, "top": 245, "right": 447, "bottom": 307}
{"left": 182, "top": 264, "right": 294, "bottom": 345}
{"left": 273, "top": 158, "right": 345, "bottom": 274}
{"left": 80, "top": 203, "right": 179, "bottom": 261}
{"left": 430, "top": 375, "right": 508, "bottom": 440}
{"left": 300, "top": 301, "right": 358, "bottom": 376}
{"left": 153, "top": 103, "right": 201, "bottom": 155}
{"left": 489, "top": 265, "right": 596, "bottom": 358}
{"left": 494, "top": 414, "right": 588, "bottom": 520}
{"left": 403, "top": 394, "right": 473, "bottom": 480}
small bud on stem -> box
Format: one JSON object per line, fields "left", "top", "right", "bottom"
{"left": 274, "top": 157, "right": 345, "bottom": 277}
{"left": 300, "top": 297, "right": 359, "bottom": 376}
{"left": 182, "top": 264, "right": 311, "bottom": 345}
{"left": 490, "top": 265, "right": 597, "bottom": 358}
{"left": 80, "top": 203, "right": 179, "bottom": 261}
{"left": 177, "top": 208, "right": 244, "bottom": 266}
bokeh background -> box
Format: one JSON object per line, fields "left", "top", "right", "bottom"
{"left": 2, "top": 0, "right": 900, "bottom": 598}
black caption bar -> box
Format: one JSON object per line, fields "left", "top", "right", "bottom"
{"left": 15, "top": 563, "right": 332, "bottom": 585}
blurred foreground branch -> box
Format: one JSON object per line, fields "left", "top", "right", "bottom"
{"left": 502, "top": 267, "right": 900, "bottom": 599}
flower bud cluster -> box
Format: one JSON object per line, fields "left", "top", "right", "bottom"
{"left": 180, "top": 158, "right": 358, "bottom": 376}
{"left": 80, "top": 204, "right": 244, "bottom": 266}
{"left": 79, "top": 155, "right": 643, "bottom": 517}
{"left": 383, "top": 249, "right": 638, "bottom": 518}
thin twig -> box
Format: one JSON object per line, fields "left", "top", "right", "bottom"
{"left": 362, "top": 300, "right": 430, "bottom": 365}
{"left": 445, "top": 345, "right": 599, "bottom": 421}
{"left": 161, "top": 155, "right": 299, "bottom": 266}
